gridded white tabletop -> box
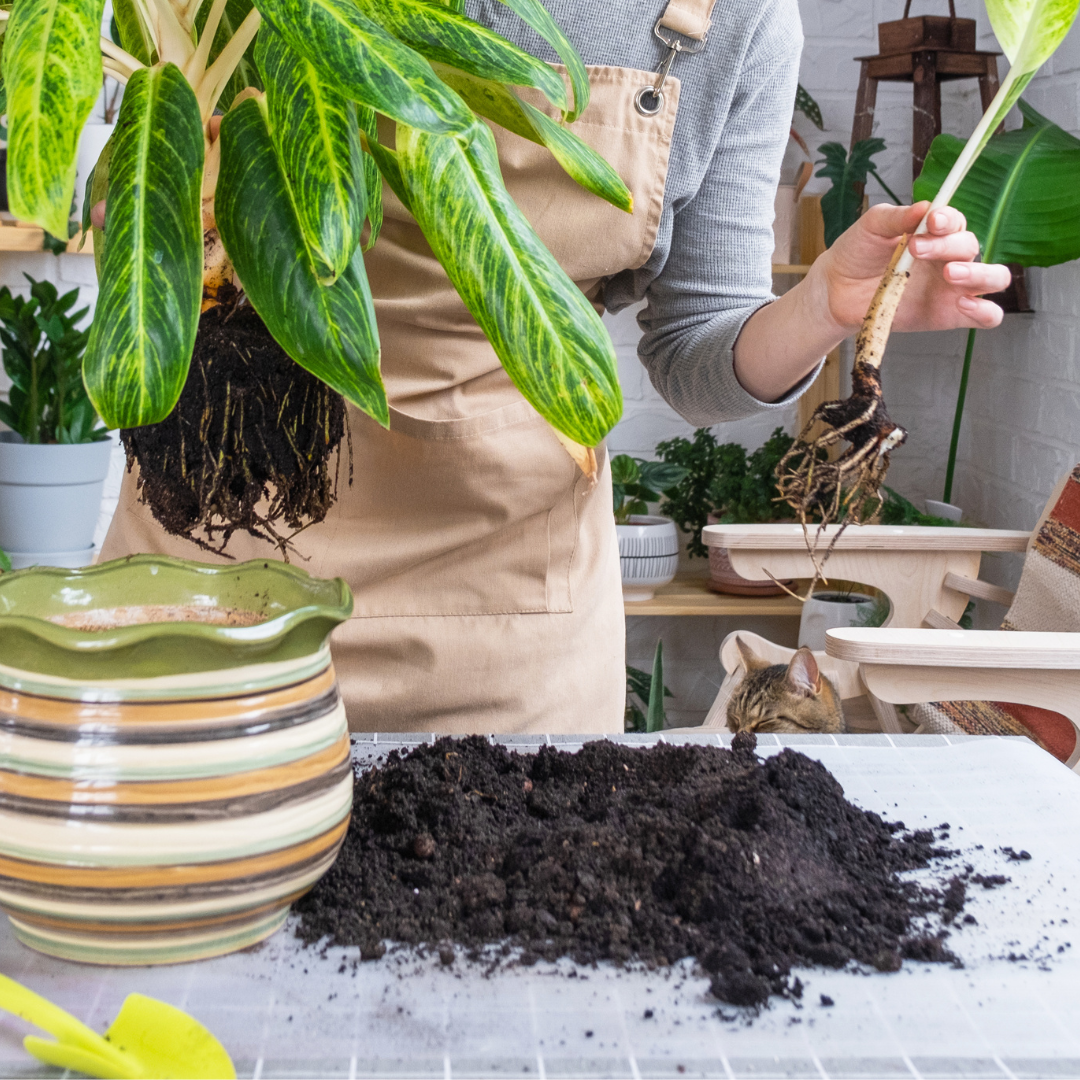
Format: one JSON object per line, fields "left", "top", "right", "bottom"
{"left": 3, "top": 733, "right": 1080, "bottom": 1080}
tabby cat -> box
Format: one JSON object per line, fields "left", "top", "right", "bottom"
{"left": 726, "top": 637, "right": 845, "bottom": 734}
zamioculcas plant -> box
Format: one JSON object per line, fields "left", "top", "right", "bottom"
{"left": 914, "top": 99, "right": 1080, "bottom": 504}
{"left": 776, "top": 0, "right": 1080, "bottom": 571}
{"left": 0, "top": 0, "right": 630, "bottom": 553}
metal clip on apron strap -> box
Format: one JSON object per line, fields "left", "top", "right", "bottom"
{"left": 635, "top": 0, "right": 717, "bottom": 116}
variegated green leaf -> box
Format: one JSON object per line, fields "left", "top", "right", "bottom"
{"left": 112, "top": 0, "right": 155, "bottom": 66}
{"left": 494, "top": 0, "right": 588, "bottom": 121}
{"left": 88, "top": 127, "right": 113, "bottom": 277}
{"left": 398, "top": 121, "right": 620, "bottom": 446}
{"left": 256, "top": 23, "right": 364, "bottom": 283}
{"left": 357, "top": 104, "right": 383, "bottom": 249}
{"left": 352, "top": 0, "right": 565, "bottom": 112}
{"left": 83, "top": 64, "right": 203, "bottom": 429}
{"left": 195, "top": 0, "right": 261, "bottom": 111}
{"left": 253, "top": 0, "right": 473, "bottom": 134}
{"left": 362, "top": 129, "right": 413, "bottom": 212}
{"left": 217, "top": 94, "right": 387, "bottom": 425}
{"left": 431, "top": 63, "right": 630, "bottom": 212}
{"left": 3, "top": 0, "right": 105, "bottom": 237}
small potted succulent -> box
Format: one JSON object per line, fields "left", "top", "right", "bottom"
{"left": 0, "top": 277, "right": 112, "bottom": 569}
{"left": 612, "top": 454, "right": 686, "bottom": 602}
{"left": 657, "top": 427, "right": 798, "bottom": 595}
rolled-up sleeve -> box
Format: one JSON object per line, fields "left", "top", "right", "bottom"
{"left": 632, "top": 3, "right": 820, "bottom": 426}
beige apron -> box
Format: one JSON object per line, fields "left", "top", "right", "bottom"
{"left": 101, "top": 2, "right": 709, "bottom": 732}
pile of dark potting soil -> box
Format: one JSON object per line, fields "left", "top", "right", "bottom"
{"left": 295, "top": 734, "right": 961, "bottom": 1006}
{"left": 122, "top": 288, "right": 348, "bottom": 558}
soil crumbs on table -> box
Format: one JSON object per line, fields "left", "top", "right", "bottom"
{"left": 296, "top": 734, "right": 961, "bottom": 1007}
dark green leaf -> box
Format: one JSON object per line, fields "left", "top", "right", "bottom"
{"left": 795, "top": 84, "right": 824, "bottom": 129}
{"left": 0, "top": 548, "right": 10, "bottom": 573}
{"left": 913, "top": 99, "right": 1080, "bottom": 267}
{"left": 217, "top": 94, "right": 388, "bottom": 425}
{"left": 398, "top": 120, "right": 621, "bottom": 446}
{"left": 646, "top": 640, "right": 665, "bottom": 733}
{"left": 362, "top": 129, "right": 413, "bottom": 213}
{"left": 357, "top": 105, "right": 383, "bottom": 249}
{"left": 816, "top": 137, "right": 887, "bottom": 247}
{"left": 610, "top": 454, "right": 640, "bottom": 486}
{"left": 493, "top": 0, "right": 588, "bottom": 121}
{"left": 83, "top": 64, "right": 204, "bottom": 429}
{"left": 3, "top": 0, "right": 106, "bottom": 237}
{"left": 353, "top": 0, "right": 566, "bottom": 112}
{"left": 88, "top": 128, "right": 113, "bottom": 277}
{"left": 256, "top": 23, "right": 365, "bottom": 282}
{"left": 253, "top": 0, "right": 474, "bottom": 134}
{"left": 195, "top": 0, "right": 261, "bottom": 110}
{"left": 111, "top": 0, "right": 156, "bottom": 66}
{"left": 429, "top": 63, "right": 628, "bottom": 210}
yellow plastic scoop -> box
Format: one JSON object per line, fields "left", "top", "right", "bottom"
{"left": 0, "top": 972, "right": 235, "bottom": 1079}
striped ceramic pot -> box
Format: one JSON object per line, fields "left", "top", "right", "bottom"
{"left": 0, "top": 556, "right": 354, "bottom": 966}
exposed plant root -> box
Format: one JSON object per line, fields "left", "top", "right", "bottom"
{"left": 122, "top": 287, "right": 350, "bottom": 561}
{"left": 774, "top": 239, "right": 912, "bottom": 596}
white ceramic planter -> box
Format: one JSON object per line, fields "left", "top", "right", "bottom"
{"left": 798, "top": 591, "right": 878, "bottom": 651}
{"left": 617, "top": 515, "right": 679, "bottom": 602}
{"left": 925, "top": 499, "right": 963, "bottom": 522}
{"left": 74, "top": 123, "right": 115, "bottom": 220}
{"left": 0, "top": 433, "right": 113, "bottom": 561}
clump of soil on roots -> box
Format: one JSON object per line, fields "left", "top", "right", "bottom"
{"left": 296, "top": 734, "right": 963, "bottom": 1007}
{"left": 122, "top": 289, "right": 349, "bottom": 559}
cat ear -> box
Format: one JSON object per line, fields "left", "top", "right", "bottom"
{"left": 735, "top": 636, "right": 771, "bottom": 672}
{"left": 786, "top": 648, "right": 822, "bottom": 696}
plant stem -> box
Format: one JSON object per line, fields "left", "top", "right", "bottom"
{"left": 186, "top": 0, "right": 228, "bottom": 84}
{"left": 943, "top": 328, "right": 976, "bottom": 504}
{"left": 100, "top": 36, "right": 143, "bottom": 78}
{"left": 196, "top": 6, "right": 261, "bottom": 121}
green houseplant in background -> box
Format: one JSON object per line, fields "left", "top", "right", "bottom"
{"left": 914, "top": 99, "right": 1080, "bottom": 506}
{"left": 625, "top": 640, "right": 669, "bottom": 733}
{"left": 816, "top": 137, "right": 902, "bottom": 248}
{"left": 0, "top": 0, "right": 629, "bottom": 553}
{"left": 0, "top": 277, "right": 113, "bottom": 569}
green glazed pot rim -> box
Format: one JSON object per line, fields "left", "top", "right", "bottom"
{"left": 0, "top": 554, "right": 354, "bottom": 656}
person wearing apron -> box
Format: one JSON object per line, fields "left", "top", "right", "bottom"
{"left": 99, "top": 0, "right": 1010, "bottom": 733}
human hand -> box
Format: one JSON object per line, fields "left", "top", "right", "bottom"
{"left": 812, "top": 202, "right": 1011, "bottom": 336}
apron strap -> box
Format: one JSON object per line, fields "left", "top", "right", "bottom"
{"left": 657, "top": 0, "right": 718, "bottom": 41}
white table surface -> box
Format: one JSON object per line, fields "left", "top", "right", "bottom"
{"left": 2, "top": 732, "right": 1080, "bottom": 1080}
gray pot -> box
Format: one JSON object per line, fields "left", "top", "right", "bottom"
{"left": 0, "top": 432, "right": 113, "bottom": 560}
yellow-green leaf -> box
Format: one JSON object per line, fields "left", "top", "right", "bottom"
{"left": 398, "top": 120, "right": 621, "bottom": 446}
{"left": 985, "top": 0, "right": 1080, "bottom": 70}
{"left": 256, "top": 23, "right": 364, "bottom": 282}
{"left": 83, "top": 64, "right": 204, "bottom": 429}
{"left": 3, "top": 0, "right": 105, "bottom": 238}
{"left": 357, "top": 104, "right": 383, "bottom": 249}
{"left": 112, "top": 0, "right": 155, "bottom": 66}
{"left": 217, "top": 95, "right": 387, "bottom": 425}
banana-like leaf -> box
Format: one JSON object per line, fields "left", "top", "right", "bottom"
{"left": 256, "top": 23, "right": 364, "bottom": 282}
{"left": 357, "top": 105, "right": 383, "bottom": 249}
{"left": 352, "top": 0, "right": 566, "bottom": 112}
{"left": 196, "top": 0, "right": 262, "bottom": 110}
{"left": 397, "top": 120, "right": 621, "bottom": 446}
{"left": 914, "top": 99, "right": 1080, "bottom": 268}
{"left": 83, "top": 64, "right": 204, "bottom": 429}
{"left": 431, "top": 63, "right": 630, "bottom": 212}
{"left": 217, "top": 95, "right": 388, "bottom": 425}
{"left": 112, "top": 0, "right": 156, "bottom": 65}
{"left": 3, "top": 0, "right": 105, "bottom": 238}
{"left": 986, "top": 0, "right": 1080, "bottom": 70}
{"left": 494, "top": 0, "right": 588, "bottom": 121}
{"left": 253, "top": 0, "right": 473, "bottom": 134}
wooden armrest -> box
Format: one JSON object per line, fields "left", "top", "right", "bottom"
{"left": 825, "top": 627, "right": 1080, "bottom": 668}
{"left": 923, "top": 609, "right": 962, "bottom": 630}
{"left": 703, "top": 523, "right": 1029, "bottom": 553}
{"left": 942, "top": 572, "right": 1016, "bottom": 606}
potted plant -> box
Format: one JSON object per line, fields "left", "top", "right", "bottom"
{"left": 2, "top": 0, "right": 629, "bottom": 555}
{"left": 0, "top": 277, "right": 112, "bottom": 569}
{"left": 658, "top": 427, "right": 800, "bottom": 596}
{"left": 612, "top": 454, "right": 686, "bottom": 601}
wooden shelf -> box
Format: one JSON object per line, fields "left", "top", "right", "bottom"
{"left": 624, "top": 571, "right": 804, "bottom": 617}
{"left": 0, "top": 222, "right": 94, "bottom": 254}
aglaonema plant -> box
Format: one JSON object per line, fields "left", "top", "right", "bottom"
{"left": 775, "top": 0, "right": 1080, "bottom": 590}
{"left": 0, "top": 0, "right": 631, "bottom": 552}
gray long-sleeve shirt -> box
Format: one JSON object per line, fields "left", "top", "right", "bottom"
{"left": 467, "top": 0, "right": 814, "bottom": 426}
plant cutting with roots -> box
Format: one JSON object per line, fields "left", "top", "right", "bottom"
{"left": 774, "top": 0, "right": 1079, "bottom": 596}
{"left": 0, "top": 0, "right": 631, "bottom": 556}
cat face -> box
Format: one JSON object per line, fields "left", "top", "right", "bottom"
{"left": 725, "top": 638, "right": 845, "bottom": 735}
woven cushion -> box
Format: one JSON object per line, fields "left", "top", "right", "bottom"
{"left": 913, "top": 467, "right": 1080, "bottom": 763}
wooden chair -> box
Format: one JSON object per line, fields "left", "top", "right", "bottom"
{"left": 826, "top": 627, "right": 1080, "bottom": 770}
